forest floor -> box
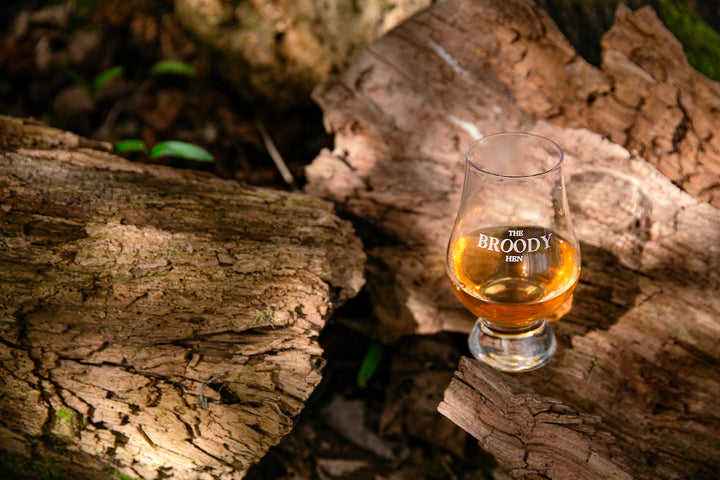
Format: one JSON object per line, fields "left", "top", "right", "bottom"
{"left": 0, "top": 1, "right": 500, "bottom": 479}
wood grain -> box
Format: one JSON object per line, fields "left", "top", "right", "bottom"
{"left": 0, "top": 115, "right": 365, "bottom": 479}
{"left": 306, "top": 1, "right": 720, "bottom": 478}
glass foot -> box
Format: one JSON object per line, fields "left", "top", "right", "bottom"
{"left": 467, "top": 318, "right": 556, "bottom": 372}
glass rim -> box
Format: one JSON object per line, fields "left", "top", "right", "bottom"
{"left": 465, "top": 132, "right": 564, "bottom": 178}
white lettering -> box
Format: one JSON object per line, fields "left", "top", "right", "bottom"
{"left": 540, "top": 233, "right": 553, "bottom": 249}
{"left": 527, "top": 237, "right": 540, "bottom": 253}
{"left": 509, "top": 229, "right": 523, "bottom": 237}
{"left": 500, "top": 238, "right": 513, "bottom": 253}
{"left": 488, "top": 236, "right": 500, "bottom": 252}
{"left": 477, "top": 234, "right": 489, "bottom": 249}
{"left": 476, "top": 232, "right": 553, "bottom": 254}
{"left": 506, "top": 255, "right": 523, "bottom": 262}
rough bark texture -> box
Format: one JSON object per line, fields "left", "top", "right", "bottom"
{"left": 305, "top": 1, "right": 720, "bottom": 478}
{"left": 174, "top": 0, "right": 436, "bottom": 102}
{"left": 567, "top": 4, "right": 720, "bottom": 206}
{"left": 0, "top": 115, "right": 365, "bottom": 479}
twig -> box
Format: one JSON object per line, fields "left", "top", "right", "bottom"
{"left": 97, "top": 77, "right": 152, "bottom": 139}
{"left": 436, "top": 450, "right": 458, "bottom": 480}
{"left": 198, "top": 374, "right": 224, "bottom": 410}
{"left": 256, "top": 122, "right": 298, "bottom": 190}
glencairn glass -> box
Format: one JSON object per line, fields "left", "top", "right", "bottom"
{"left": 446, "top": 132, "right": 580, "bottom": 372}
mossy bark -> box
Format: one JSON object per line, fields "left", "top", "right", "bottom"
{"left": 537, "top": 0, "right": 720, "bottom": 81}
{"left": 0, "top": 115, "right": 365, "bottom": 479}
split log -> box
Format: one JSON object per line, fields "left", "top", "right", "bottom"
{"left": 438, "top": 125, "right": 720, "bottom": 479}
{"left": 305, "top": 1, "right": 720, "bottom": 478}
{"left": 0, "top": 115, "right": 365, "bottom": 479}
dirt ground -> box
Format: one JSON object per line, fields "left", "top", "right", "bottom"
{"left": 0, "top": 1, "right": 500, "bottom": 478}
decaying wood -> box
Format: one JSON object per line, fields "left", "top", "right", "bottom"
{"left": 305, "top": 1, "right": 720, "bottom": 478}
{"left": 438, "top": 126, "right": 720, "bottom": 480}
{"left": 174, "top": 0, "right": 436, "bottom": 102}
{"left": 0, "top": 115, "right": 365, "bottom": 479}
{"left": 560, "top": 4, "right": 720, "bottom": 207}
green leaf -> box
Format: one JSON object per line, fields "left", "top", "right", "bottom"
{"left": 91, "top": 66, "right": 124, "bottom": 92}
{"left": 150, "top": 141, "right": 214, "bottom": 162}
{"left": 113, "top": 139, "right": 148, "bottom": 154}
{"left": 150, "top": 60, "right": 196, "bottom": 77}
{"left": 357, "top": 341, "right": 384, "bottom": 389}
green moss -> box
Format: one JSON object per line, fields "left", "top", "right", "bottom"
{"left": 55, "top": 408, "right": 86, "bottom": 436}
{"left": 251, "top": 308, "right": 275, "bottom": 325}
{"left": 55, "top": 409, "right": 73, "bottom": 423}
{"left": 537, "top": 0, "right": 720, "bottom": 81}
{"left": 0, "top": 451, "right": 63, "bottom": 480}
{"left": 111, "top": 470, "right": 139, "bottom": 480}
{"left": 0, "top": 451, "right": 138, "bottom": 480}
{"left": 657, "top": 0, "right": 720, "bottom": 81}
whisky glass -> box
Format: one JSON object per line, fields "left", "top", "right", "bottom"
{"left": 446, "top": 132, "right": 580, "bottom": 372}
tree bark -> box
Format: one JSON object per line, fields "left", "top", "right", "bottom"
{"left": 0, "top": 115, "right": 365, "bottom": 479}
{"left": 305, "top": 1, "right": 720, "bottom": 478}
{"left": 173, "top": 0, "right": 437, "bottom": 103}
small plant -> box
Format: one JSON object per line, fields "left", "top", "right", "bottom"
{"left": 104, "top": 58, "right": 210, "bottom": 163}
{"left": 63, "top": 65, "right": 125, "bottom": 95}
{"left": 65, "top": 58, "right": 196, "bottom": 94}
{"left": 357, "top": 340, "right": 384, "bottom": 388}
{"left": 114, "top": 139, "right": 214, "bottom": 162}
{"left": 91, "top": 66, "right": 125, "bottom": 92}
{"left": 150, "top": 59, "right": 196, "bottom": 77}
{"left": 65, "top": 59, "right": 210, "bottom": 163}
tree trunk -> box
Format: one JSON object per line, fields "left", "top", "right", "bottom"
{"left": 305, "top": 1, "right": 720, "bottom": 478}
{"left": 0, "top": 115, "right": 365, "bottom": 479}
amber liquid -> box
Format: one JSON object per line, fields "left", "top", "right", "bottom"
{"left": 447, "top": 226, "right": 580, "bottom": 331}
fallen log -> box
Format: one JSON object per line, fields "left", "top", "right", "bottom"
{"left": 0, "top": 115, "right": 365, "bottom": 479}
{"left": 438, "top": 125, "right": 720, "bottom": 479}
{"left": 305, "top": 1, "right": 720, "bottom": 478}
{"left": 174, "top": 0, "right": 436, "bottom": 103}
